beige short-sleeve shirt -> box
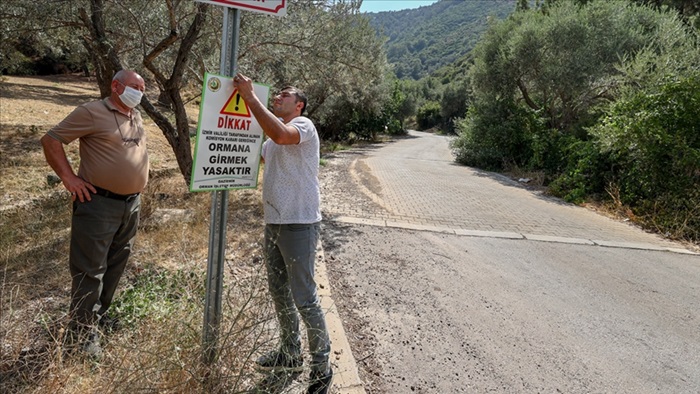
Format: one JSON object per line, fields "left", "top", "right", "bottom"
{"left": 47, "top": 99, "right": 149, "bottom": 195}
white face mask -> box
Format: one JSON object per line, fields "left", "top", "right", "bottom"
{"left": 118, "top": 84, "right": 143, "bottom": 108}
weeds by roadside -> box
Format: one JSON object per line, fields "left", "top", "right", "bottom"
{"left": 1, "top": 171, "right": 285, "bottom": 393}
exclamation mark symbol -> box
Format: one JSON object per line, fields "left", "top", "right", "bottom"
{"left": 235, "top": 93, "right": 240, "bottom": 112}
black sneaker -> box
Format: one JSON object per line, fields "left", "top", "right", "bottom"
{"left": 82, "top": 329, "right": 103, "bottom": 359}
{"left": 63, "top": 324, "right": 102, "bottom": 359}
{"left": 255, "top": 350, "right": 303, "bottom": 372}
{"left": 307, "top": 368, "right": 333, "bottom": 394}
{"left": 98, "top": 313, "right": 121, "bottom": 332}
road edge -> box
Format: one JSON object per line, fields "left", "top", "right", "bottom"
{"left": 316, "top": 238, "right": 367, "bottom": 393}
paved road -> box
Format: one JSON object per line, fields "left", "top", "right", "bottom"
{"left": 318, "top": 131, "right": 700, "bottom": 393}
{"left": 322, "top": 131, "right": 690, "bottom": 251}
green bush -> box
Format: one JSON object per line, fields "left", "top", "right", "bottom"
{"left": 416, "top": 101, "right": 442, "bottom": 130}
{"left": 317, "top": 79, "right": 409, "bottom": 141}
{"left": 385, "top": 118, "right": 403, "bottom": 135}
{"left": 548, "top": 140, "right": 613, "bottom": 203}
{"left": 582, "top": 74, "right": 700, "bottom": 240}
{"left": 527, "top": 125, "right": 575, "bottom": 176}
{"left": 592, "top": 75, "right": 700, "bottom": 203}
{"left": 456, "top": 0, "right": 698, "bottom": 176}
{"left": 451, "top": 98, "right": 535, "bottom": 170}
{"left": 439, "top": 81, "right": 470, "bottom": 133}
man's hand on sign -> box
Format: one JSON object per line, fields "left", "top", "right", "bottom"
{"left": 233, "top": 73, "right": 255, "bottom": 102}
{"left": 232, "top": 73, "right": 300, "bottom": 145}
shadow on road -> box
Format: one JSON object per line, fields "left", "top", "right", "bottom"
{"left": 321, "top": 220, "right": 365, "bottom": 255}
{"left": 321, "top": 142, "right": 384, "bottom": 161}
{"left": 462, "top": 165, "right": 576, "bottom": 207}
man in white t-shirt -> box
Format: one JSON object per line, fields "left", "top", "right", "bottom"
{"left": 233, "top": 73, "right": 332, "bottom": 394}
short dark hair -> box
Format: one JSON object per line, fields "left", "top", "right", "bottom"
{"left": 282, "top": 86, "right": 307, "bottom": 114}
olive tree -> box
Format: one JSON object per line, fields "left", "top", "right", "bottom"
{"left": 452, "top": 0, "right": 697, "bottom": 172}
{"left": 2, "top": 0, "right": 389, "bottom": 184}
{"left": 235, "top": 0, "right": 388, "bottom": 139}
{"left": 2, "top": 0, "right": 214, "bottom": 182}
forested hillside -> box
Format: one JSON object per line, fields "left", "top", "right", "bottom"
{"left": 365, "top": 0, "right": 699, "bottom": 243}
{"left": 367, "top": 0, "right": 515, "bottom": 79}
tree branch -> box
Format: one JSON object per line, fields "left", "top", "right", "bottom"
{"left": 517, "top": 78, "right": 540, "bottom": 111}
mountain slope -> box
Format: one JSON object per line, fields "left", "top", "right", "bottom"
{"left": 367, "top": 0, "right": 515, "bottom": 79}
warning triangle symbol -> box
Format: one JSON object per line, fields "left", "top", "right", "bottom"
{"left": 221, "top": 89, "right": 251, "bottom": 117}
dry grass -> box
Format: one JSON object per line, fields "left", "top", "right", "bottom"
{"left": 0, "top": 75, "right": 287, "bottom": 393}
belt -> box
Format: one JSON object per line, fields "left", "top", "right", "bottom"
{"left": 93, "top": 186, "right": 140, "bottom": 201}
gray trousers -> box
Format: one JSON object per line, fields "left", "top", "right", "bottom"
{"left": 69, "top": 194, "right": 140, "bottom": 327}
{"left": 264, "top": 222, "right": 330, "bottom": 373}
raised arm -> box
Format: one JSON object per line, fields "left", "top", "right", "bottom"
{"left": 233, "top": 73, "right": 300, "bottom": 145}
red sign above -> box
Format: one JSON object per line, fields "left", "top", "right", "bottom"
{"left": 197, "top": 0, "right": 286, "bottom": 16}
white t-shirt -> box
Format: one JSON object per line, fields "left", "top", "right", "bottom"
{"left": 261, "top": 116, "right": 321, "bottom": 224}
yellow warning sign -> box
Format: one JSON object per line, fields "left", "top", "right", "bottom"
{"left": 220, "top": 89, "right": 251, "bottom": 117}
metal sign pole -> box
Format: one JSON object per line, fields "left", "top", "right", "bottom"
{"left": 203, "top": 6, "right": 240, "bottom": 364}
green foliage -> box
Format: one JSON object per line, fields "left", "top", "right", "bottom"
{"left": 591, "top": 74, "right": 700, "bottom": 206}
{"left": 370, "top": 1, "right": 514, "bottom": 133}
{"left": 417, "top": 78, "right": 441, "bottom": 112}
{"left": 528, "top": 128, "right": 576, "bottom": 176}
{"left": 416, "top": 101, "right": 442, "bottom": 130}
{"left": 111, "top": 268, "right": 205, "bottom": 328}
{"left": 395, "top": 85, "right": 416, "bottom": 130}
{"left": 326, "top": 78, "right": 408, "bottom": 140}
{"left": 382, "top": 80, "right": 410, "bottom": 135}
{"left": 1, "top": 50, "right": 36, "bottom": 75}
{"left": 548, "top": 140, "right": 613, "bottom": 203}
{"left": 319, "top": 96, "right": 379, "bottom": 141}
{"left": 454, "top": 0, "right": 698, "bottom": 174}
{"left": 1, "top": 2, "right": 89, "bottom": 75}
{"left": 392, "top": 74, "right": 460, "bottom": 132}
{"left": 439, "top": 80, "right": 470, "bottom": 133}
{"left": 240, "top": 1, "right": 391, "bottom": 142}
{"left": 553, "top": 73, "right": 700, "bottom": 240}
{"left": 629, "top": 0, "right": 700, "bottom": 29}
{"left": 501, "top": 0, "right": 664, "bottom": 132}
{"left": 451, "top": 98, "right": 535, "bottom": 170}
{"left": 368, "top": 0, "right": 514, "bottom": 80}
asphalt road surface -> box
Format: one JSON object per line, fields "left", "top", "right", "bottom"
{"left": 319, "top": 131, "right": 700, "bottom": 393}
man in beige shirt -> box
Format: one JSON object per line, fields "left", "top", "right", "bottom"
{"left": 41, "top": 69, "right": 148, "bottom": 357}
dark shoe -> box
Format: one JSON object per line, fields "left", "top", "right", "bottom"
{"left": 64, "top": 325, "right": 102, "bottom": 359}
{"left": 307, "top": 368, "right": 333, "bottom": 394}
{"left": 98, "top": 313, "right": 121, "bottom": 332}
{"left": 256, "top": 350, "right": 303, "bottom": 372}
{"left": 82, "top": 328, "right": 103, "bottom": 359}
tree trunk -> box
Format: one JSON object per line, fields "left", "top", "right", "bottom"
{"left": 79, "top": 0, "right": 208, "bottom": 185}
{"left": 79, "top": 0, "right": 121, "bottom": 97}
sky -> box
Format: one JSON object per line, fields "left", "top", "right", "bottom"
{"left": 359, "top": 0, "right": 440, "bottom": 13}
